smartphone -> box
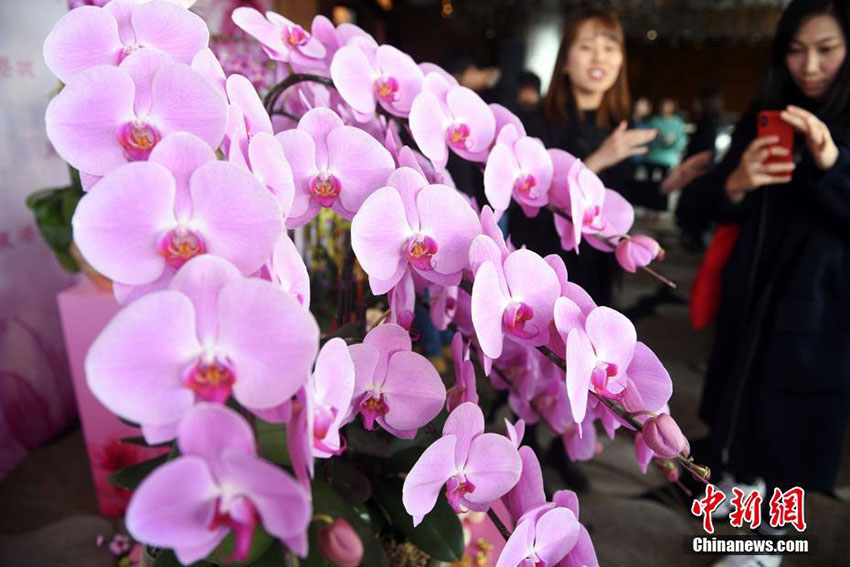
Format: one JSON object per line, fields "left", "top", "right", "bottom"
{"left": 757, "top": 110, "right": 794, "bottom": 164}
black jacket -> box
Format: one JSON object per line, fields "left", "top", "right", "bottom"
{"left": 694, "top": 108, "right": 850, "bottom": 492}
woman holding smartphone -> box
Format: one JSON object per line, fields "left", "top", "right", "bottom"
{"left": 509, "top": 9, "right": 656, "bottom": 307}
{"left": 690, "top": 3, "right": 849, "bottom": 564}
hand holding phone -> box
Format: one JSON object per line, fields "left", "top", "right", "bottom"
{"left": 757, "top": 110, "right": 794, "bottom": 164}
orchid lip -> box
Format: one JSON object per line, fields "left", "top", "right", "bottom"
{"left": 209, "top": 495, "right": 258, "bottom": 562}
{"left": 445, "top": 474, "right": 476, "bottom": 513}
{"left": 590, "top": 361, "right": 622, "bottom": 398}
{"left": 375, "top": 76, "right": 400, "bottom": 103}
{"left": 117, "top": 44, "right": 141, "bottom": 64}
{"left": 309, "top": 173, "right": 342, "bottom": 207}
{"left": 184, "top": 357, "right": 236, "bottom": 404}
{"left": 514, "top": 173, "right": 539, "bottom": 199}
{"left": 502, "top": 302, "right": 540, "bottom": 340}
{"left": 406, "top": 234, "right": 438, "bottom": 272}
{"left": 117, "top": 120, "right": 160, "bottom": 161}
{"left": 359, "top": 392, "right": 388, "bottom": 431}
{"left": 157, "top": 227, "right": 206, "bottom": 270}
{"left": 284, "top": 25, "right": 308, "bottom": 46}
{"left": 447, "top": 122, "right": 471, "bottom": 149}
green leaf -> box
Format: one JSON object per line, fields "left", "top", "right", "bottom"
{"left": 107, "top": 454, "right": 168, "bottom": 490}
{"left": 345, "top": 423, "right": 392, "bottom": 458}
{"left": 150, "top": 548, "right": 213, "bottom": 567}
{"left": 248, "top": 540, "right": 286, "bottom": 567}
{"left": 372, "top": 479, "right": 464, "bottom": 563}
{"left": 107, "top": 444, "right": 177, "bottom": 490}
{"left": 327, "top": 460, "right": 371, "bottom": 503}
{"left": 207, "top": 524, "right": 275, "bottom": 566}
{"left": 118, "top": 435, "right": 172, "bottom": 448}
{"left": 255, "top": 419, "right": 290, "bottom": 466}
{"left": 311, "top": 479, "right": 388, "bottom": 567}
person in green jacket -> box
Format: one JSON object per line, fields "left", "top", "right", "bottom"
{"left": 647, "top": 98, "right": 688, "bottom": 168}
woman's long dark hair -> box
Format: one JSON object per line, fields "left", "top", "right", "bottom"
{"left": 760, "top": 0, "right": 850, "bottom": 128}
{"left": 542, "top": 9, "right": 631, "bottom": 129}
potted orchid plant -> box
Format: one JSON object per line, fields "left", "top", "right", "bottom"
{"left": 37, "top": 0, "right": 708, "bottom": 565}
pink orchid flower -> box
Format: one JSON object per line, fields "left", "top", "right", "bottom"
{"left": 309, "top": 14, "right": 377, "bottom": 70}
{"left": 231, "top": 7, "right": 326, "bottom": 70}
{"left": 308, "top": 338, "right": 356, "bottom": 458}
{"left": 548, "top": 150, "right": 634, "bottom": 253}
{"left": 45, "top": 49, "right": 227, "bottom": 177}
{"left": 126, "top": 404, "right": 310, "bottom": 563}
{"left": 346, "top": 323, "right": 445, "bottom": 438}
{"left": 267, "top": 231, "right": 311, "bottom": 308}
{"left": 276, "top": 107, "right": 395, "bottom": 227}
{"left": 470, "top": 247, "right": 561, "bottom": 360}
{"left": 502, "top": 448, "right": 599, "bottom": 567}
{"left": 44, "top": 0, "right": 209, "bottom": 83}
{"left": 388, "top": 271, "right": 416, "bottom": 330}
{"left": 86, "top": 255, "right": 319, "bottom": 442}
{"left": 408, "top": 72, "right": 496, "bottom": 169}
{"left": 483, "top": 124, "right": 553, "bottom": 215}
{"left": 429, "top": 283, "right": 458, "bottom": 331}
{"left": 615, "top": 234, "right": 664, "bottom": 273}
{"left": 351, "top": 166, "right": 481, "bottom": 295}
{"left": 331, "top": 42, "right": 424, "bottom": 117}
{"left": 555, "top": 304, "right": 636, "bottom": 424}
{"left": 403, "top": 402, "right": 521, "bottom": 525}
{"left": 496, "top": 505, "right": 580, "bottom": 567}
{"left": 286, "top": 337, "right": 356, "bottom": 487}
{"left": 446, "top": 333, "right": 478, "bottom": 412}
{"left": 72, "top": 132, "right": 282, "bottom": 294}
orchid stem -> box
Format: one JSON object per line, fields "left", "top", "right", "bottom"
{"left": 455, "top": 279, "right": 708, "bottom": 484}
{"left": 487, "top": 508, "right": 512, "bottom": 541}
{"left": 546, "top": 205, "right": 676, "bottom": 289}
{"left": 263, "top": 73, "right": 335, "bottom": 115}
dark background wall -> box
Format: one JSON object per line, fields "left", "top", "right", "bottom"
{"left": 282, "top": 0, "right": 779, "bottom": 116}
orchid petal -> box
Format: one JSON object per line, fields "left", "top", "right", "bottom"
{"left": 126, "top": 457, "right": 223, "bottom": 563}
{"left": 216, "top": 279, "right": 319, "bottom": 409}
{"left": 72, "top": 162, "right": 175, "bottom": 285}
{"left": 402, "top": 435, "right": 457, "bottom": 526}
{"left": 565, "top": 329, "right": 593, "bottom": 423}
{"left": 380, "top": 351, "right": 445, "bottom": 431}
{"left": 463, "top": 433, "right": 522, "bottom": 504}
{"left": 43, "top": 7, "right": 122, "bottom": 83}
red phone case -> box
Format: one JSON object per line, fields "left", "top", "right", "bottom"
{"left": 757, "top": 110, "right": 794, "bottom": 164}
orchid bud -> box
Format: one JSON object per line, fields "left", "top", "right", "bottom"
{"left": 615, "top": 234, "right": 663, "bottom": 273}
{"left": 642, "top": 413, "right": 690, "bottom": 458}
{"left": 659, "top": 459, "right": 680, "bottom": 482}
{"left": 318, "top": 518, "right": 364, "bottom": 567}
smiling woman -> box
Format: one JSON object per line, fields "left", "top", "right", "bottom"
{"left": 509, "top": 9, "right": 655, "bottom": 308}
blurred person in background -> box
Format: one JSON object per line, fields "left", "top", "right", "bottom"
{"left": 675, "top": 86, "right": 728, "bottom": 251}
{"left": 515, "top": 70, "right": 542, "bottom": 113}
{"left": 510, "top": 8, "right": 656, "bottom": 307}
{"left": 637, "top": 97, "right": 687, "bottom": 213}
{"left": 681, "top": 2, "right": 850, "bottom": 565}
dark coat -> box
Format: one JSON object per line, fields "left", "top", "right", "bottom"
{"left": 692, "top": 108, "right": 850, "bottom": 492}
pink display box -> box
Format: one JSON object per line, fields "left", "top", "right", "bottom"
{"left": 57, "top": 279, "right": 166, "bottom": 517}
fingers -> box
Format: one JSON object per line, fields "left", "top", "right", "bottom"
{"left": 779, "top": 109, "right": 810, "bottom": 134}
{"left": 614, "top": 120, "right": 628, "bottom": 133}
{"left": 627, "top": 145, "right": 649, "bottom": 157}
{"left": 748, "top": 135, "right": 780, "bottom": 154}
{"left": 754, "top": 173, "right": 793, "bottom": 186}
{"left": 754, "top": 145, "right": 791, "bottom": 163}
{"left": 762, "top": 161, "right": 795, "bottom": 174}
{"left": 623, "top": 128, "right": 657, "bottom": 144}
